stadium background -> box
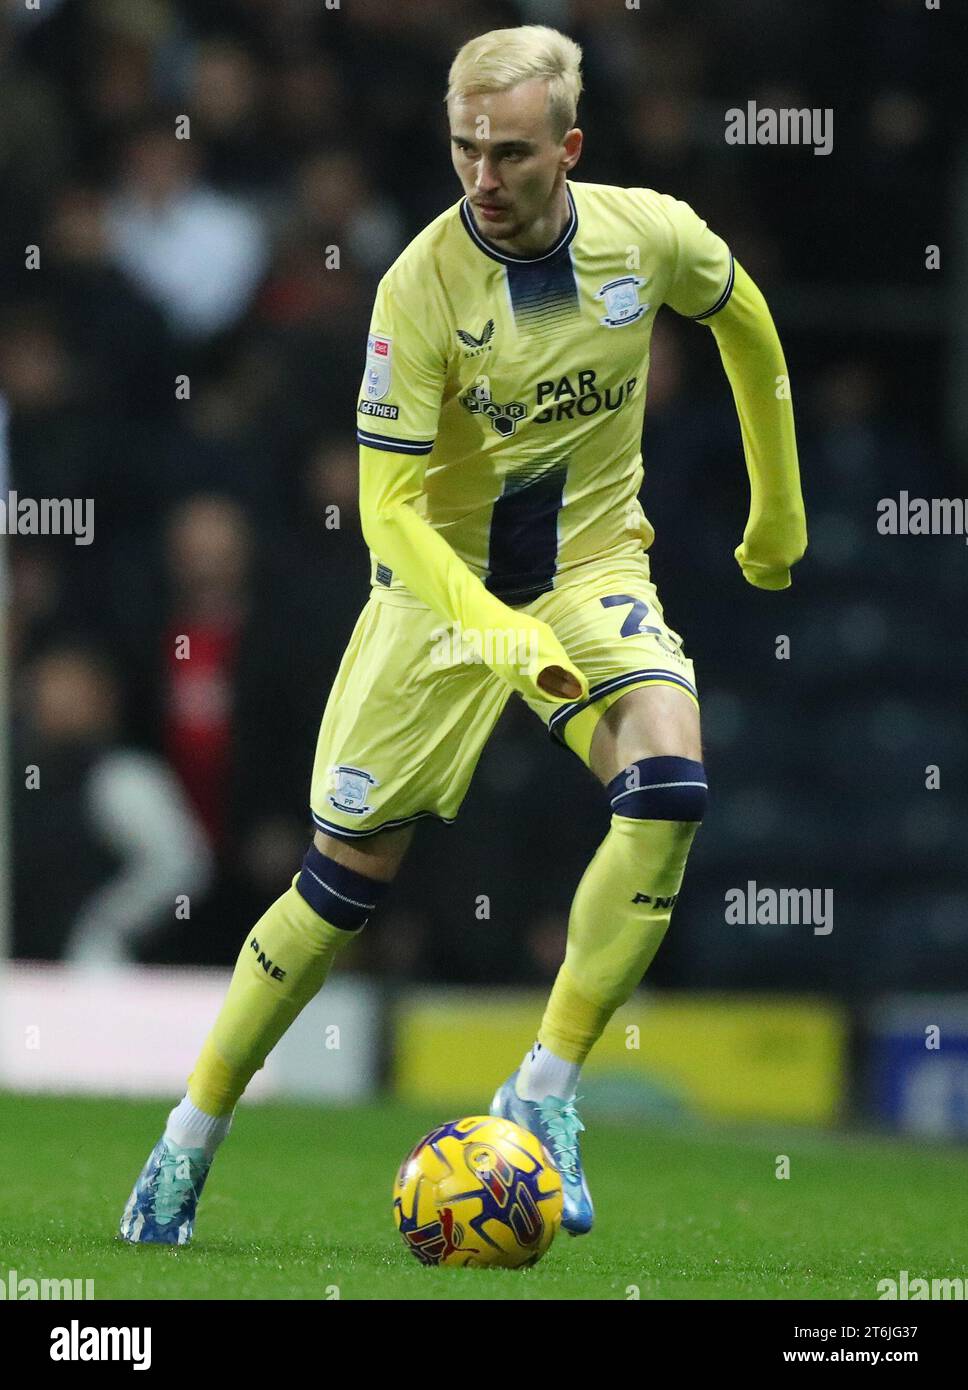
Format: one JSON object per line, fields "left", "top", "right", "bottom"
{"left": 1, "top": 0, "right": 965, "bottom": 1145}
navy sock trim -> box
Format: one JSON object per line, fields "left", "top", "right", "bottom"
{"left": 606, "top": 756, "right": 708, "bottom": 821}
{"left": 295, "top": 844, "right": 389, "bottom": 931}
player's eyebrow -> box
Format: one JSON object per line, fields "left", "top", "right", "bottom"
{"left": 451, "top": 136, "right": 536, "bottom": 153}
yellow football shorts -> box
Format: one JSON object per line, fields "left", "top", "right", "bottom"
{"left": 310, "top": 552, "right": 699, "bottom": 840}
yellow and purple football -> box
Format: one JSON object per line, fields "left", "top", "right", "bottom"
{"left": 393, "top": 1115, "right": 563, "bottom": 1268}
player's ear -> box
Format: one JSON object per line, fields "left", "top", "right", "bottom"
{"left": 561, "top": 127, "right": 583, "bottom": 170}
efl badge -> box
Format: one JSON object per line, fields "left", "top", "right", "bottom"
{"left": 595, "top": 276, "right": 650, "bottom": 328}
{"left": 364, "top": 333, "right": 392, "bottom": 400}
{"left": 328, "top": 764, "right": 379, "bottom": 817}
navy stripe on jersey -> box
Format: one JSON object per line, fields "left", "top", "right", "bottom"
{"left": 459, "top": 188, "right": 578, "bottom": 266}
{"left": 485, "top": 462, "right": 568, "bottom": 605}
{"left": 505, "top": 247, "right": 581, "bottom": 335}
{"left": 357, "top": 428, "right": 435, "bottom": 454}
{"left": 688, "top": 252, "right": 735, "bottom": 320}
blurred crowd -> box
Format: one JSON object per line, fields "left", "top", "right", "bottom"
{"left": 2, "top": 0, "right": 963, "bottom": 992}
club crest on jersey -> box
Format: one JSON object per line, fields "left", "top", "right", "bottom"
{"left": 364, "top": 333, "right": 392, "bottom": 400}
{"left": 595, "top": 276, "right": 650, "bottom": 328}
{"left": 456, "top": 319, "right": 495, "bottom": 356}
{"left": 328, "top": 764, "right": 379, "bottom": 817}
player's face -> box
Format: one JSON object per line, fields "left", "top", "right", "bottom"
{"left": 449, "top": 79, "right": 582, "bottom": 247}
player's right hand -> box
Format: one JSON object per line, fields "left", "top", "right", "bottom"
{"left": 537, "top": 665, "right": 585, "bottom": 700}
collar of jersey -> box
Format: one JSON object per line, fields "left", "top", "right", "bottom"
{"left": 459, "top": 185, "right": 577, "bottom": 266}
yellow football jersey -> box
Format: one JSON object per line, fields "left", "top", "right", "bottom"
{"left": 356, "top": 180, "right": 734, "bottom": 605}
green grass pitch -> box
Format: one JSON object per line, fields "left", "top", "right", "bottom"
{"left": 1, "top": 1092, "right": 964, "bottom": 1301}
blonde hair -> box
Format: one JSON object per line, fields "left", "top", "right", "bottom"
{"left": 446, "top": 25, "right": 583, "bottom": 140}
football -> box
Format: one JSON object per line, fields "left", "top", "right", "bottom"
{"left": 393, "top": 1115, "right": 564, "bottom": 1268}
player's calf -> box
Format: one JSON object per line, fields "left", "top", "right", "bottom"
{"left": 494, "top": 757, "right": 708, "bottom": 1234}
{"left": 119, "top": 840, "right": 396, "bottom": 1245}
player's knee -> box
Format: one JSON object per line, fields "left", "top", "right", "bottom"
{"left": 606, "top": 755, "right": 708, "bottom": 823}
{"left": 313, "top": 824, "right": 412, "bottom": 879}
{"left": 295, "top": 842, "right": 390, "bottom": 931}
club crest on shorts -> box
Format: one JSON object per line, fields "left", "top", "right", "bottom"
{"left": 328, "top": 764, "right": 379, "bottom": 816}
{"left": 595, "top": 276, "right": 650, "bottom": 327}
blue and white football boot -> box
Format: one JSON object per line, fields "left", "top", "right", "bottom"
{"left": 119, "top": 1136, "right": 211, "bottom": 1245}
{"left": 490, "top": 1070, "right": 594, "bottom": 1235}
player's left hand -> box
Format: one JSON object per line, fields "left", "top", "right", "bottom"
{"left": 735, "top": 550, "right": 792, "bottom": 589}
{"left": 734, "top": 531, "right": 806, "bottom": 590}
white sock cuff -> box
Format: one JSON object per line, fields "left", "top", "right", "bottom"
{"left": 165, "top": 1096, "right": 234, "bottom": 1154}
{"left": 516, "top": 1040, "right": 581, "bottom": 1103}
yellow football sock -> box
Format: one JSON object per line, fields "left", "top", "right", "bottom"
{"left": 538, "top": 815, "right": 700, "bottom": 1064}
{"left": 187, "top": 881, "right": 359, "bottom": 1116}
